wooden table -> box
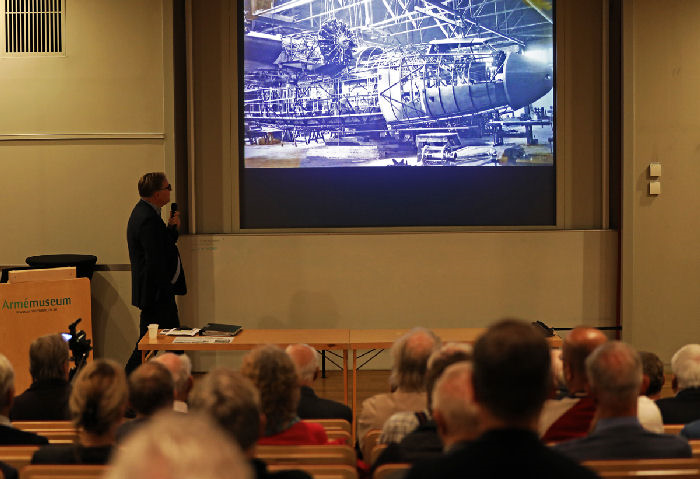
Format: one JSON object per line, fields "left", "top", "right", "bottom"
{"left": 348, "top": 328, "right": 562, "bottom": 440}
{"left": 139, "top": 328, "right": 351, "bottom": 404}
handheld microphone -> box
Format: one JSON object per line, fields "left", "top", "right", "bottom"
{"left": 170, "top": 202, "right": 178, "bottom": 218}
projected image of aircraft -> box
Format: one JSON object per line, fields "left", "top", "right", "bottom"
{"left": 243, "top": 0, "right": 554, "bottom": 167}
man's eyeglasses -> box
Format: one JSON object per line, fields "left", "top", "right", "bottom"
{"left": 161, "top": 184, "right": 172, "bottom": 191}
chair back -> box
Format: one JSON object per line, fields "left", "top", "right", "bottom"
{"left": 373, "top": 463, "right": 410, "bottom": 479}
{"left": 268, "top": 464, "right": 358, "bottom": 479}
{"left": 256, "top": 444, "right": 356, "bottom": 466}
{"left": 584, "top": 458, "right": 700, "bottom": 478}
{"left": 665, "top": 425, "right": 685, "bottom": 435}
{"left": 361, "top": 429, "right": 382, "bottom": 462}
{"left": 20, "top": 464, "right": 107, "bottom": 479}
{"left": 0, "top": 446, "right": 40, "bottom": 470}
{"left": 326, "top": 429, "right": 351, "bottom": 445}
{"left": 313, "top": 419, "right": 352, "bottom": 434}
{"left": 12, "top": 422, "right": 73, "bottom": 431}
{"left": 369, "top": 443, "right": 388, "bottom": 465}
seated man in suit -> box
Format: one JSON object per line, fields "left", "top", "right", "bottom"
{"left": 405, "top": 319, "right": 597, "bottom": 479}
{"left": 190, "top": 368, "right": 310, "bottom": 479}
{"left": 554, "top": 341, "right": 691, "bottom": 461}
{"left": 153, "top": 353, "right": 193, "bottom": 413}
{"left": 656, "top": 344, "right": 700, "bottom": 424}
{"left": 357, "top": 328, "right": 441, "bottom": 450}
{"left": 116, "top": 361, "right": 174, "bottom": 442}
{"left": 106, "top": 412, "right": 252, "bottom": 479}
{"left": 10, "top": 334, "right": 71, "bottom": 421}
{"left": 0, "top": 354, "right": 48, "bottom": 445}
{"left": 285, "top": 344, "right": 351, "bottom": 423}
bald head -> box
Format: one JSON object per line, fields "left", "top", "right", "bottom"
{"left": 285, "top": 344, "right": 319, "bottom": 385}
{"left": 153, "top": 353, "right": 192, "bottom": 401}
{"left": 563, "top": 327, "right": 607, "bottom": 392}
{"left": 586, "top": 341, "right": 642, "bottom": 417}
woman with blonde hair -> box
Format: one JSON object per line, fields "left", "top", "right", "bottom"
{"left": 31, "top": 359, "right": 128, "bottom": 464}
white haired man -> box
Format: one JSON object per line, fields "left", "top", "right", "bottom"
{"left": 656, "top": 344, "right": 700, "bottom": 424}
{"left": 357, "top": 328, "right": 440, "bottom": 449}
{"left": 285, "top": 344, "right": 352, "bottom": 423}
{"left": 153, "top": 352, "right": 193, "bottom": 413}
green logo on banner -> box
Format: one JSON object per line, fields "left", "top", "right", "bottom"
{"left": 2, "top": 297, "right": 72, "bottom": 313}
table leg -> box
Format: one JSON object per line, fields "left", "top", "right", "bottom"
{"left": 352, "top": 349, "right": 357, "bottom": 445}
{"left": 343, "top": 349, "right": 348, "bottom": 405}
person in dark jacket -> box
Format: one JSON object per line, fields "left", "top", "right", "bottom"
{"left": 31, "top": 359, "right": 128, "bottom": 465}
{"left": 656, "top": 344, "right": 700, "bottom": 424}
{"left": 10, "top": 334, "right": 71, "bottom": 421}
{"left": 0, "top": 354, "right": 48, "bottom": 445}
{"left": 286, "top": 343, "right": 352, "bottom": 423}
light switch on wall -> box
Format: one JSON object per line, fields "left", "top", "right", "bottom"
{"left": 649, "top": 163, "right": 662, "bottom": 177}
{"left": 649, "top": 180, "right": 661, "bottom": 195}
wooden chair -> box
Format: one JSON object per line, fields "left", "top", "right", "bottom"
{"left": 313, "top": 419, "right": 352, "bottom": 434}
{"left": 11, "top": 422, "right": 74, "bottom": 431}
{"left": 268, "top": 464, "right": 358, "bottom": 479}
{"left": 583, "top": 458, "right": 700, "bottom": 478}
{"left": 19, "top": 465, "right": 107, "bottom": 479}
{"left": 326, "top": 429, "right": 351, "bottom": 445}
{"left": 689, "top": 440, "right": 700, "bottom": 458}
{"left": 256, "top": 444, "right": 356, "bottom": 466}
{"left": 373, "top": 463, "right": 410, "bottom": 479}
{"left": 665, "top": 424, "right": 685, "bottom": 435}
{"left": 369, "top": 443, "right": 388, "bottom": 466}
{"left": 361, "top": 429, "right": 382, "bottom": 463}
{"left": 0, "top": 446, "right": 40, "bottom": 470}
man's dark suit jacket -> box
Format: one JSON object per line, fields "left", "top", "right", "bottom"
{"left": 656, "top": 388, "right": 700, "bottom": 424}
{"left": 127, "top": 199, "right": 186, "bottom": 309}
{"left": 553, "top": 417, "right": 692, "bottom": 462}
{"left": 9, "top": 378, "right": 71, "bottom": 421}
{"left": 0, "top": 425, "right": 48, "bottom": 445}
{"left": 405, "top": 428, "right": 598, "bottom": 479}
{"left": 297, "top": 385, "right": 352, "bottom": 424}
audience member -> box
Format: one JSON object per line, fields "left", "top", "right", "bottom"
{"left": 285, "top": 343, "right": 351, "bottom": 423}
{"left": 640, "top": 351, "right": 665, "bottom": 400}
{"left": 10, "top": 334, "right": 72, "bottom": 420}
{"left": 405, "top": 319, "right": 597, "bottom": 479}
{"left": 241, "top": 345, "right": 328, "bottom": 445}
{"left": 31, "top": 359, "right": 128, "bottom": 464}
{"left": 0, "top": 354, "right": 48, "bottom": 445}
{"left": 539, "top": 327, "right": 607, "bottom": 442}
{"left": 656, "top": 344, "right": 700, "bottom": 424}
{"left": 372, "top": 344, "right": 473, "bottom": 470}
{"left": 190, "top": 368, "right": 311, "bottom": 479}
{"left": 540, "top": 327, "right": 663, "bottom": 439}
{"left": 430, "top": 362, "right": 479, "bottom": 449}
{"left": 553, "top": 341, "right": 691, "bottom": 461}
{"left": 106, "top": 411, "right": 253, "bottom": 479}
{"left": 357, "top": 327, "right": 440, "bottom": 449}
{"left": 380, "top": 342, "right": 472, "bottom": 445}
{"left": 153, "top": 352, "right": 193, "bottom": 412}
{"left": 116, "top": 361, "right": 174, "bottom": 442}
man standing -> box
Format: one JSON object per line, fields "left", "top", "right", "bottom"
{"left": 125, "top": 172, "right": 186, "bottom": 374}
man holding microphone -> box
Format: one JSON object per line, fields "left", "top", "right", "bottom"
{"left": 125, "top": 173, "right": 186, "bottom": 374}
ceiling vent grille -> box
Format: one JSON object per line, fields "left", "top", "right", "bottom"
{"left": 5, "top": 0, "right": 63, "bottom": 54}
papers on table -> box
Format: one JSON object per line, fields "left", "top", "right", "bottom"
{"left": 172, "top": 337, "right": 234, "bottom": 344}
{"left": 161, "top": 328, "right": 201, "bottom": 336}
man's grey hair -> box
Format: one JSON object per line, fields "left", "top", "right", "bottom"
{"left": 190, "top": 368, "right": 261, "bottom": 451}
{"left": 105, "top": 411, "right": 252, "bottom": 479}
{"left": 29, "top": 334, "right": 69, "bottom": 382}
{"left": 586, "top": 341, "right": 642, "bottom": 405}
{"left": 671, "top": 344, "right": 700, "bottom": 390}
{"left": 153, "top": 353, "right": 192, "bottom": 396}
{"left": 0, "top": 355, "right": 14, "bottom": 410}
{"left": 390, "top": 328, "right": 441, "bottom": 392}
{"left": 431, "top": 362, "right": 479, "bottom": 435}
{"left": 285, "top": 344, "right": 320, "bottom": 382}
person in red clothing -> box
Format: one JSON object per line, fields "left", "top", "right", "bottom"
{"left": 241, "top": 345, "right": 328, "bottom": 445}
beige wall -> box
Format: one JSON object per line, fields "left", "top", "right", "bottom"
{"left": 0, "top": 0, "right": 175, "bottom": 363}
{"left": 621, "top": 0, "right": 700, "bottom": 363}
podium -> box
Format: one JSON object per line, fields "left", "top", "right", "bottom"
{"left": 0, "top": 277, "right": 92, "bottom": 393}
